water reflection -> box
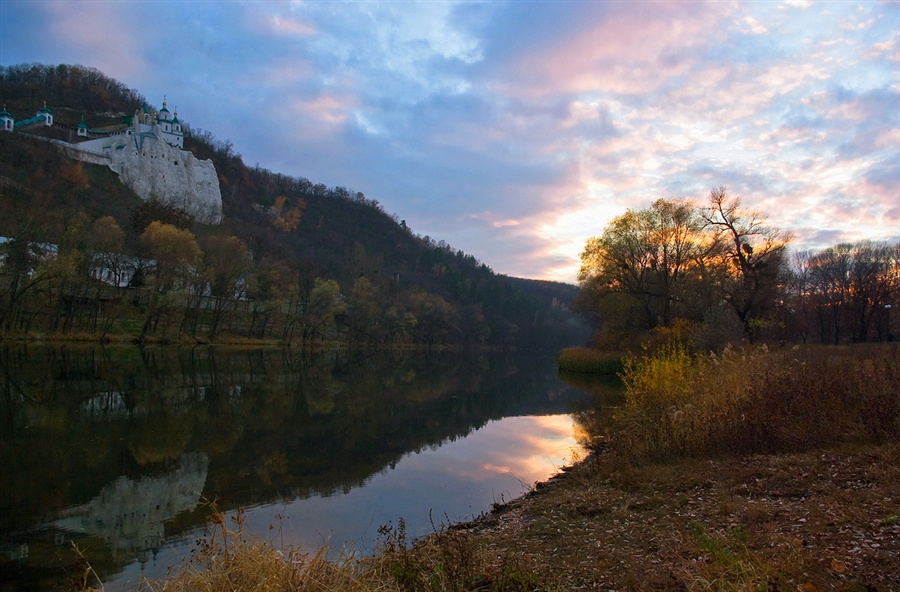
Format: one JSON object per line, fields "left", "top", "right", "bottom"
{"left": 52, "top": 453, "right": 208, "bottom": 554}
{"left": 0, "top": 345, "right": 613, "bottom": 590}
{"left": 237, "top": 415, "right": 583, "bottom": 554}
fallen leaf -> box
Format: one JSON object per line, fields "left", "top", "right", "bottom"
{"left": 831, "top": 558, "right": 847, "bottom": 574}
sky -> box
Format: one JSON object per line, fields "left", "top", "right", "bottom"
{"left": 1, "top": 1, "right": 898, "bottom": 283}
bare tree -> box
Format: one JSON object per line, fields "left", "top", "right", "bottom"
{"left": 703, "top": 187, "right": 793, "bottom": 335}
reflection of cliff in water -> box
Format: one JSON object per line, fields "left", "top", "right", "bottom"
{"left": 52, "top": 453, "right": 208, "bottom": 553}
{"left": 0, "top": 346, "right": 591, "bottom": 556}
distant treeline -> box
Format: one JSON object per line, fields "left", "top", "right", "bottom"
{"left": 576, "top": 191, "right": 899, "bottom": 348}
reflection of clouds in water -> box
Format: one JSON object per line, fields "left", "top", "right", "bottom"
{"left": 429, "top": 415, "right": 579, "bottom": 483}
{"left": 398, "top": 415, "right": 576, "bottom": 484}
{"left": 239, "top": 414, "right": 581, "bottom": 553}
{"left": 106, "top": 415, "right": 581, "bottom": 589}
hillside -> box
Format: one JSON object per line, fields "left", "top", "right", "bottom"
{"left": 0, "top": 63, "right": 588, "bottom": 348}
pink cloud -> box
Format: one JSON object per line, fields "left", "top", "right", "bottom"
{"left": 497, "top": 3, "right": 735, "bottom": 98}
{"left": 280, "top": 92, "right": 359, "bottom": 140}
{"left": 268, "top": 16, "right": 316, "bottom": 37}
{"left": 262, "top": 60, "right": 314, "bottom": 87}
{"left": 242, "top": 5, "right": 317, "bottom": 37}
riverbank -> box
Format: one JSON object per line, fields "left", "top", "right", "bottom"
{"left": 127, "top": 442, "right": 900, "bottom": 591}
{"left": 95, "top": 343, "right": 900, "bottom": 591}
{"left": 454, "top": 442, "right": 900, "bottom": 590}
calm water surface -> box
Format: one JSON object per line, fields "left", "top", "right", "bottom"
{"left": 0, "top": 346, "right": 621, "bottom": 590}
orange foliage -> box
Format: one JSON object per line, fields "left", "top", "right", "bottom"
{"left": 273, "top": 198, "right": 305, "bottom": 233}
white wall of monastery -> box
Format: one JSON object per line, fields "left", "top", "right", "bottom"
{"left": 73, "top": 133, "right": 223, "bottom": 224}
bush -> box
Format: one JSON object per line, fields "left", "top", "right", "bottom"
{"left": 692, "top": 303, "right": 744, "bottom": 353}
{"left": 615, "top": 343, "right": 900, "bottom": 462}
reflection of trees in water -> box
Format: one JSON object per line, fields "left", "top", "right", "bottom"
{"left": 0, "top": 346, "right": 591, "bottom": 576}
{"left": 557, "top": 371, "right": 625, "bottom": 451}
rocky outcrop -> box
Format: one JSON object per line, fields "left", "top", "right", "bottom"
{"left": 59, "top": 131, "right": 223, "bottom": 224}
{"left": 106, "top": 134, "right": 223, "bottom": 224}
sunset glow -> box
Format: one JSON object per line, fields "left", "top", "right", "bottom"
{"left": 2, "top": 1, "right": 897, "bottom": 282}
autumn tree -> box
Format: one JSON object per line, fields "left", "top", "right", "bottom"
{"left": 87, "top": 216, "right": 127, "bottom": 288}
{"left": 246, "top": 257, "right": 297, "bottom": 339}
{"left": 406, "top": 291, "right": 460, "bottom": 345}
{"left": 130, "top": 196, "right": 195, "bottom": 233}
{"left": 51, "top": 213, "right": 92, "bottom": 331}
{"left": 0, "top": 223, "right": 59, "bottom": 332}
{"left": 86, "top": 216, "right": 128, "bottom": 337}
{"left": 346, "top": 277, "right": 384, "bottom": 346}
{"left": 139, "top": 221, "right": 202, "bottom": 340}
{"left": 271, "top": 195, "right": 305, "bottom": 232}
{"left": 578, "top": 198, "right": 711, "bottom": 333}
{"left": 201, "top": 235, "right": 251, "bottom": 338}
{"left": 297, "top": 278, "right": 345, "bottom": 344}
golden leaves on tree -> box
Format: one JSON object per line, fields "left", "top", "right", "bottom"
{"left": 271, "top": 195, "right": 305, "bottom": 232}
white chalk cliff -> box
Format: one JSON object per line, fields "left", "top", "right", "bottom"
{"left": 63, "top": 101, "right": 223, "bottom": 224}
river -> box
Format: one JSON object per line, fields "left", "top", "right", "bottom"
{"left": 0, "top": 345, "right": 621, "bottom": 590}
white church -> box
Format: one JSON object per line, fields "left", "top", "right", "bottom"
{"left": 1, "top": 99, "right": 223, "bottom": 224}
{"left": 73, "top": 98, "right": 185, "bottom": 152}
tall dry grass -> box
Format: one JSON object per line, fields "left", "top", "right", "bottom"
{"left": 124, "top": 508, "right": 539, "bottom": 592}
{"left": 616, "top": 342, "right": 900, "bottom": 461}
{"left": 138, "top": 508, "right": 394, "bottom": 592}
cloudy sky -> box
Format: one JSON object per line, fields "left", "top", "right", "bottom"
{"left": 2, "top": 1, "right": 898, "bottom": 282}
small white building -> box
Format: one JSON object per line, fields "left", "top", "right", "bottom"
{"left": 0, "top": 106, "right": 13, "bottom": 131}
{"left": 0, "top": 102, "right": 54, "bottom": 131}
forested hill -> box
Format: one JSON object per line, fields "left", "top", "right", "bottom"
{"left": 0, "top": 63, "right": 588, "bottom": 348}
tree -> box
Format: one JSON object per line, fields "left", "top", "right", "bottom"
{"left": 578, "top": 198, "right": 711, "bottom": 331}
{"left": 141, "top": 221, "right": 202, "bottom": 293}
{"left": 0, "top": 223, "right": 59, "bottom": 332}
{"left": 51, "top": 213, "right": 91, "bottom": 332}
{"left": 703, "top": 188, "right": 792, "bottom": 335}
{"left": 406, "top": 291, "right": 460, "bottom": 345}
{"left": 87, "top": 216, "right": 128, "bottom": 286}
{"left": 139, "top": 221, "right": 202, "bottom": 340}
{"left": 202, "top": 235, "right": 251, "bottom": 338}
{"left": 346, "top": 277, "right": 384, "bottom": 346}
{"left": 130, "top": 196, "right": 195, "bottom": 233}
{"left": 85, "top": 216, "right": 128, "bottom": 337}
{"left": 246, "top": 257, "right": 296, "bottom": 339}
{"left": 796, "top": 241, "right": 899, "bottom": 343}
{"left": 298, "top": 278, "right": 345, "bottom": 344}
{"left": 271, "top": 195, "right": 305, "bottom": 232}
